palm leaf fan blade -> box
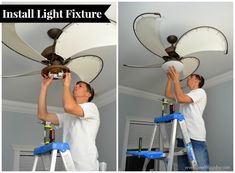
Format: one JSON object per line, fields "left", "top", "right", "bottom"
{"left": 67, "top": 55, "right": 103, "bottom": 83}
{"left": 2, "top": 23, "right": 46, "bottom": 63}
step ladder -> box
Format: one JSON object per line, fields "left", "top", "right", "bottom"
{"left": 32, "top": 142, "right": 76, "bottom": 171}
{"left": 127, "top": 112, "right": 198, "bottom": 171}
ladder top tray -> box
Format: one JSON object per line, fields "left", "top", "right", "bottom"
{"left": 34, "top": 142, "right": 70, "bottom": 155}
{"left": 126, "top": 151, "right": 166, "bottom": 159}
{"left": 154, "top": 112, "right": 185, "bottom": 123}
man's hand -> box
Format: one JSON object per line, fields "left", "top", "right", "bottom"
{"left": 42, "top": 75, "right": 53, "bottom": 88}
{"left": 167, "top": 66, "right": 180, "bottom": 82}
{"left": 167, "top": 72, "right": 172, "bottom": 81}
{"left": 62, "top": 72, "right": 72, "bottom": 87}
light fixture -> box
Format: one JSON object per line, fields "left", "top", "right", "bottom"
{"left": 161, "top": 61, "right": 184, "bottom": 73}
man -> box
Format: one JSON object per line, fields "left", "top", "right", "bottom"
{"left": 165, "top": 66, "right": 209, "bottom": 171}
{"left": 37, "top": 72, "right": 100, "bottom": 171}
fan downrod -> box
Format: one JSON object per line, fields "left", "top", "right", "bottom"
{"left": 167, "top": 35, "right": 178, "bottom": 45}
{"left": 47, "top": 28, "right": 62, "bottom": 40}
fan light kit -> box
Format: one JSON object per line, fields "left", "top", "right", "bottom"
{"left": 161, "top": 61, "right": 184, "bottom": 73}
{"left": 124, "top": 12, "right": 228, "bottom": 81}
{"left": 2, "top": 21, "right": 116, "bottom": 83}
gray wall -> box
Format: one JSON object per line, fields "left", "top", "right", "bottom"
{"left": 96, "top": 101, "right": 116, "bottom": 171}
{"left": 118, "top": 93, "right": 162, "bottom": 169}
{"left": 204, "top": 80, "right": 233, "bottom": 171}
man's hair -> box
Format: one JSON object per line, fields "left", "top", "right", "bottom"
{"left": 76, "top": 81, "right": 95, "bottom": 102}
{"left": 191, "top": 74, "right": 205, "bottom": 88}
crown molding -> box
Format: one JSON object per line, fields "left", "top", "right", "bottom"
{"left": 93, "top": 88, "right": 116, "bottom": 107}
{"left": 119, "top": 85, "right": 164, "bottom": 101}
{"left": 2, "top": 100, "right": 64, "bottom": 115}
{"left": 203, "top": 70, "right": 233, "bottom": 89}
{"left": 2, "top": 71, "right": 232, "bottom": 114}
{"left": 2, "top": 88, "right": 116, "bottom": 114}
{"left": 119, "top": 71, "right": 233, "bottom": 100}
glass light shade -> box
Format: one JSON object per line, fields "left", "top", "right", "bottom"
{"left": 161, "top": 61, "right": 184, "bottom": 73}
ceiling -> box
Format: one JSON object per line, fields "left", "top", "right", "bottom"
{"left": 2, "top": 2, "right": 116, "bottom": 107}
{"left": 2, "top": 2, "right": 233, "bottom": 107}
{"left": 119, "top": 2, "right": 233, "bottom": 96}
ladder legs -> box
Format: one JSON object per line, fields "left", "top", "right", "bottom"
{"left": 179, "top": 121, "right": 198, "bottom": 170}
{"left": 32, "top": 142, "right": 75, "bottom": 171}
{"left": 142, "top": 158, "right": 150, "bottom": 171}
{"left": 127, "top": 113, "right": 198, "bottom": 171}
{"left": 60, "top": 150, "right": 76, "bottom": 171}
{"left": 42, "top": 153, "right": 51, "bottom": 170}
{"left": 50, "top": 150, "right": 58, "bottom": 171}
{"left": 148, "top": 124, "right": 158, "bottom": 151}
{"left": 32, "top": 153, "right": 53, "bottom": 171}
{"left": 32, "top": 149, "right": 76, "bottom": 171}
{"left": 142, "top": 124, "right": 158, "bottom": 171}
{"left": 32, "top": 156, "right": 39, "bottom": 171}
{"left": 167, "top": 119, "right": 177, "bottom": 171}
{"left": 158, "top": 124, "right": 168, "bottom": 170}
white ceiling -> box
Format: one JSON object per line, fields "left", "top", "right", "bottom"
{"left": 2, "top": 3, "right": 116, "bottom": 107}
{"left": 119, "top": 2, "right": 233, "bottom": 96}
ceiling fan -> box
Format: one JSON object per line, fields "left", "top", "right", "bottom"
{"left": 2, "top": 20, "right": 116, "bottom": 83}
{"left": 123, "top": 13, "right": 228, "bottom": 81}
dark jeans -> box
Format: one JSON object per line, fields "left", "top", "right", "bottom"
{"left": 177, "top": 138, "right": 210, "bottom": 171}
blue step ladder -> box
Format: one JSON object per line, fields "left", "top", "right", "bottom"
{"left": 126, "top": 113, "right": 198, "bottom": 171}
{"left": 32, "top": 142, "right": 76, "bottom": 171}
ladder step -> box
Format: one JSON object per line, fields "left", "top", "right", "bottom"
{"left": 127, "top": 151, "right": 166, "bottom": 159}
{"left": 34, "top": 142, "right": 70, "bottom": 155}
{"left": 154, "top": 112, "right": 184, "bottom": 124}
